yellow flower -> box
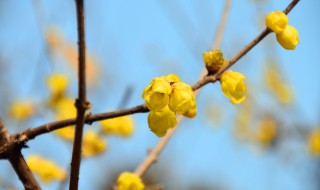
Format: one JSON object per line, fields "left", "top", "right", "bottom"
{"left": 9, "top": 100, "right": 35, "bottom": 120}
{"left": 203, "top": 50, "right": 225, "bottom": 73}
{"left": 169, "top": 82, "right": 196, "bottom": 115}
{"left": 117, "top": 172, "right": 144, "bottom": 190}
{"left": 160, "top": 73, "right": 180, "bottom": 83}
{"left": 54, "top": 98, "right": 76, "bottom": 141}
{"left": 276, "top": 25, "right": 299, "bottom": 50}
{"left": 255, "top": 117, "right": 277, "bottom": 147}
{"left": 82, "top": 130, "right": 107, "bottom": 157}
{"left": 26, "top": 155, "right": 66, "bottom": 183}
{"left": 100, "top": 116, "right": 135, "bottom": 137}
{"left": 142, "top": 77, "right": 171, "bottom": 111}
{"left": 47, "top": 73, "right": 69, "bottom": 96}
{"left": 220, "top": 70, "right": 246, "bottom": 104}
{"left": 308, "top": 129, "right": 320, "bottom": 156}
{"left": 148, "top": 106, "right": 177, "bottom": 137}
{"left": 265, "top": 11, "right": 288, "bottom": 33}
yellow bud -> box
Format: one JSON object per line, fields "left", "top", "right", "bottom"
{"left": 148, "top": 106, "right": 177, "bottom": 137}
{"left": 100, "top": 115, "right": 135, "bottom": 137}
{"left": 82, "top": 130, "right": 107, "bottom": 157}
{"left": 26, "top": 155, "right": 66, "bottom": 183}
{"left": 169, "top": 82, "right": 196, "bottom": 115}
{"left": 276, "top": 25, "right": 299, "bottom": 50}
{"left": 142, "top": 77, "right": 171, "bottom": 111}
{"left": 203, "top": 50, "right": 225, "bottom": 73}
{"left": 308, "top": 129, "right": 320, "bottom": 156}
{"left": 117, "top": 172, "right": 144, "bottom": 190}
{"left": 265, "top": 11, "right": 288, "bottom": 33}
{"left": 220, "top": 70, "right": 246, "bottom": 104}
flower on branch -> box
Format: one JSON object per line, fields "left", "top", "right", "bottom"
{"left": 117, "top": 172, "right": 144, "bottom": 190}
{"left": 276, "top": 25, "right": 299, "bottom": 50}
{"left": 220, "top": 70, "right": 247, "bottom": 104}
{"left": 142, "top": 74, "right": 197, "bottom": 137}
{"left": 265, "top": 11, "right": 288, "bottom": 34}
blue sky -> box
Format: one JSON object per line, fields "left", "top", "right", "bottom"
{"left": 0, "top": 0, "right": 319, "bottom": 189}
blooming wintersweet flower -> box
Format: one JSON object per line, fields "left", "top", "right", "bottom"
{"left": 276, "top": 25, "right": 299, "bottom": 50}
{"left": 148, "top": 106, "right": 177, "bottom": 137}
{"left": 265, "top": 11, "right": 288, "bottom": 34}
{"left": 117, "top": 172, "right": 144, "bottom": 190}
{"left": 82, "top": 130, "right": 107, "bottom": 157}
{"left": 26, "top": 155, "right": 66, "bottom": 183}
{"left": 142, "top": 77, "right": 171, "bottom": 111}
{"left": 100, "top": 115, "right": 135, "bottom": 137}
{"left": 169, "top": 82, "right": 196, "bottom": 115}
{"left": 220, "top": 70, "right": 247, "bottom": 104}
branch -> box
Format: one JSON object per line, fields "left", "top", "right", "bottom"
{"left": 69, "top": 0, "right": 90, "bottom": 189}
{"left": 134, "top": 0, "right": 300, "bottom": 177}
{"left": 0, "top": 118, "right": 41, "bottom": 190}
{"left": 134, "top": 0, "right": 232, "bottom": 177}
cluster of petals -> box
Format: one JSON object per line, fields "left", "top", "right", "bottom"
{"left": 142, "top": 74, "right": 197, "bottom": 137}
{"left": 117, "top": 172, "right": 144, "bottom": 190}
{"left": 265, "top": 11, "right": 299, "bottom": 50}
{"left": 220, "top": 70, "right": 247, "bottom": 104}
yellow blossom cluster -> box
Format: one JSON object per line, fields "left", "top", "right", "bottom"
{"left": 265, "top": 11, "right": 299, "bottom": 50}
{"left": 203, "top": 50, "right": 228, "bottom": 73}
{"left": 100, "top": 115, "right": 135, "bottom": 137}
{"left": 9, "top": 100, "right": 35, "bottom": 121}
{"left": 308, "top": 128, "right": 320, "bottom": 156}
{"left": 117, "top": 172, "right": 144, "bottom": 190}
{"left": 142, "top": 74, "right": 196, "bottom": 137}
{"left": 220, "top": 70, "right": 247, "bottom": 104}
{"left": 26, "top": 155, "right": 66, "bottom": 183}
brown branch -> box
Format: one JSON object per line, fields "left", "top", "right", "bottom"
{"left": 0, "top": 118, "right": 41, "bottom": 190}
{"left": 69, "top": 0, "right": 89, "bottom": 189}
{"left": 133, "top": 0, "right": 300, "bottom": 177}
{"left": 134, "top": 0, "right": 233, "bottom": 177}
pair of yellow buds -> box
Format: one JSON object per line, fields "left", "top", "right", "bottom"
{"left": 265, "top": 11, "right": 299, "bottom": 50}
{"left": 203, "top": 50, "right": 247, "bottom": 104}
{"left": 142, "top": 74, "right": 197, "bottom": 137}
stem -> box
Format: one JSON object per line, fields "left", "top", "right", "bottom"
{"left": 69, "top": 0, "right": 89, "bottom": 189}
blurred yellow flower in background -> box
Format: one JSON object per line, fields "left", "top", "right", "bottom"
{"left": 82, "top": 130, "right": 107, "bottom": 157}
{"left": 100, "top": 116, "right": 135, "bottom": 137}
{"left": 26, "top": 155, "right": 66, "bottom": 183}
{"left": 9, "top": 100, "right": 35, "bottom": 121}
{"left": 308, "top": 128, "right": 320, "bottom": 156}
{"left": 254, "top": 117, "right": 278, "bottom": 147}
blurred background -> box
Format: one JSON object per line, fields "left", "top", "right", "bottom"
{"left": 0, "top": 0, "right": 320, "bottom": 189}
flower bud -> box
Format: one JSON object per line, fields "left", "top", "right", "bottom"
{"left": 117, "top": 172, "right": 144, "bottom": 190}
{"left": 265, "top": 11, "right": 288, "bottom": 33}
{"left": 220, "top": 70, "right": 246, "bottom": 104}
{"left": 169, "top": 82, "right": 196, "bottom": 115}
{"left": 148, "top": 106, "right": 177, "bottom": 137}
{"left": 276, "top": 25, "right": 299, "bottom": 50}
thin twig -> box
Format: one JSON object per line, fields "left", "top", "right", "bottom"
{"left": 134, "top": 0, "right": 232, "bottom": 177}
{"left": 69, "top": 0, "right": 89, "bottom": 189}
